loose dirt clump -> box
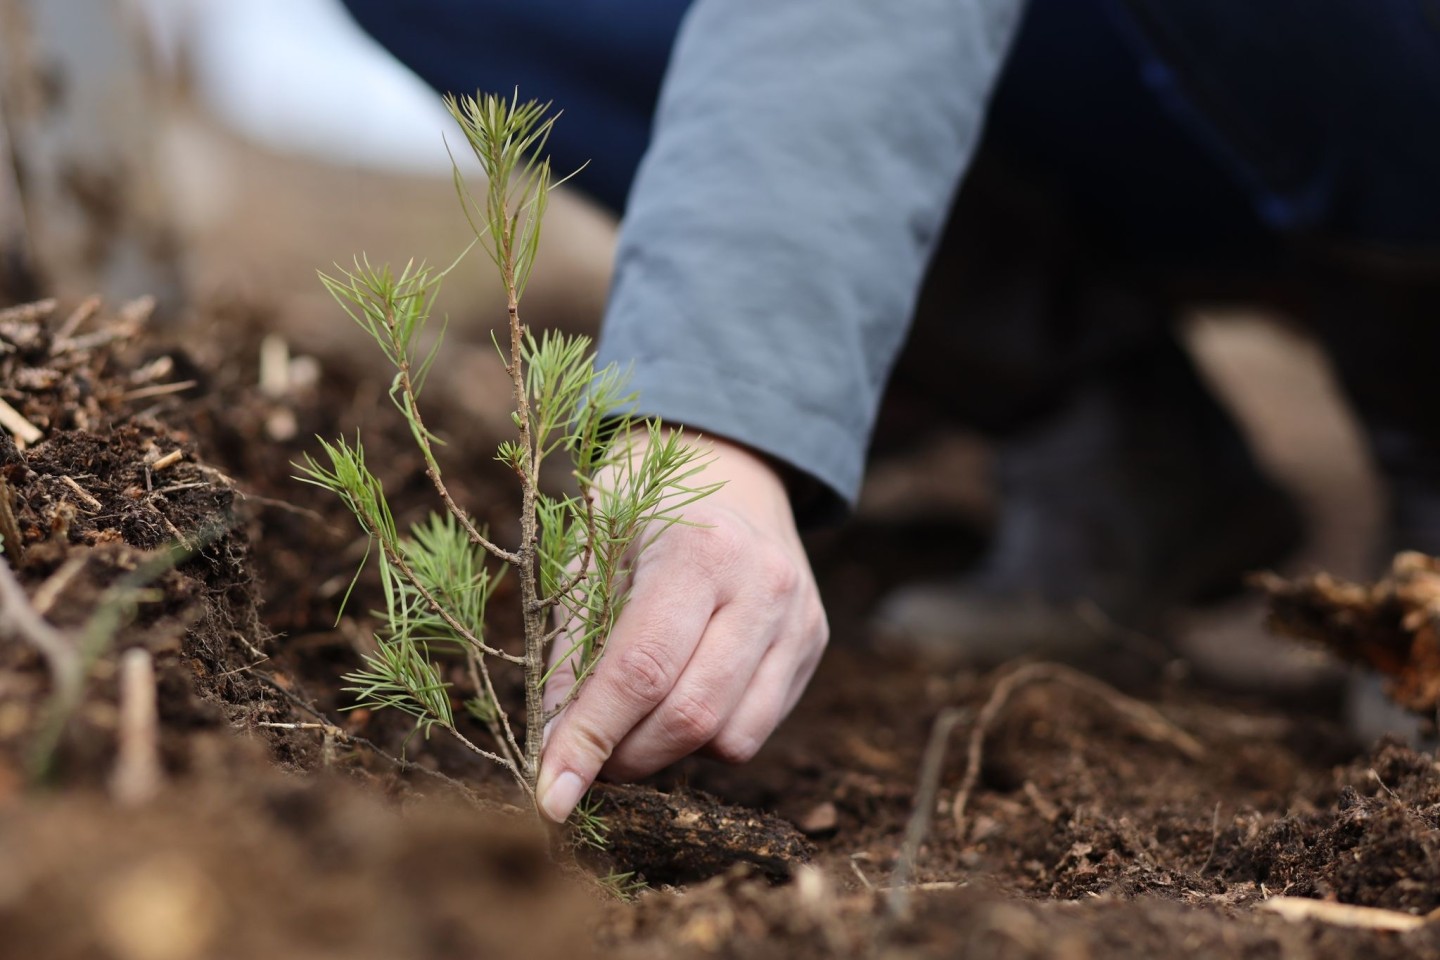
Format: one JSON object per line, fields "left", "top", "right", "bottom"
{"left": 0, "top": 297, "right": 268, "bottom": 788}
{"left": 1231, "top": 740, "right": 1440, "bottom": 913}
{"left": 591, "top": 783, "right": 813, "bottom": 885}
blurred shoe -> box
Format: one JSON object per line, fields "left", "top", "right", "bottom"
{"left": 873, "top": 339, "right": 1304, "bottom": 664}
{"left": 1345, "top": 671, "right": 1438, "bottom": 751}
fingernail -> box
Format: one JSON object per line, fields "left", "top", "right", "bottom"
{"left": 537, "top": 769, "right": 584, "bottom": 823}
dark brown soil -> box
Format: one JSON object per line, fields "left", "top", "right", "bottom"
{"left": 2, "top": 294, "right": 1439, "bottom": 960}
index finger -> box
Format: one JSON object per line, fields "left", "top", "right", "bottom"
{"left": 535, "top": 568, "right": 715, "bottom": 821}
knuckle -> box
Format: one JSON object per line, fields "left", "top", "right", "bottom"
{"left": 551, "top": 708, "right": 620, "bottom": 772}
{"left": 806, "top": 603, "right": 831, "bottom": 648}
{"left": 709, "top": 729, "right": 763, "bottom": 765}
{"left": 685, "top": 521, "right": 747, "bottom": 572}
{"left": 613, "top": 640, "right": 676, "bottom": 706}
{"left": 753, "top": 544, "right": 801, "bottom": 600}
{"left": 567, "top": 719, "right": 616, "bottom": 766}
{"left": 662, "top": 691, "right": 724, "bottom": 748}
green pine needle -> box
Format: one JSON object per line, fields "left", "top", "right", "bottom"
{"left": 302, "top": 90, "right": 718, "bottom": 815}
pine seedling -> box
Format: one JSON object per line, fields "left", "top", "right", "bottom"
{"left": 298, "top": 92, "right": 718, "bottom": 813}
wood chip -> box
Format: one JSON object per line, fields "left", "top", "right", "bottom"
{"left": 259, "top": 333, "right": 290, "bottom": 398}
{"left": 54, "top": 294, "right": 101, "bottom": 343}
{"left": 151, "top": 449, "right": 183, "bottom": 471}
{"left": 121, "top": 380, "right": 196, "bottom": 402}
{"left": 128, "top": 355, "right": 174, "bottom": 385}
{"left": 797, "top": 801, "right": 839, "bottom": 836}
{"left": 110, "top": 649, "right": 162, "bottom": 806}
{"left": 0, "top": 476, "right": 21, "bottom": 561}
{"left": 118, "top": 295, "right": 156, "bottom": 326}
{"left": 0, "top": 299, "right": 56, "bottom": 324}
{"left": 0, "top": 397, "right": 42, "bottom": 448}
{"left": 1262, "top": 896, "right": 1429, "bottom": 932}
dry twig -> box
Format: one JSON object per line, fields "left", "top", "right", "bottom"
{"left": 953, "top": 662, "right": 1205, "bottom": 838}
{"left": 121, "top": 381, "right": 197, "bottom": 402}
{"left": 0, "top": 555, "right": 86, "bottom": 780}
{"left": 888, "top": 707, "right": 964, "bottom": 920}
{"left": 0, "top": 299, "right": 57, "bottom": 325}
{"left": 53, "top": 295, "right": 100, "bottom": 343}
{"left": 848, "top": 855, "right": 875, "bottom": 892}
{"left": 30, "top": 555, "right": 87, "bottom": 616}
{"left": 1199, "top": 802, "right": 1223, "bottom": 875}
{"left": 0, "top": 554, "right": 80, "bottom": 701}
{"left": 58, "top": 475, "right": 103, "bottom": 512}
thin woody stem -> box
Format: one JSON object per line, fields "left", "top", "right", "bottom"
{"left": 481, "top": 652, "right": 523, "bottom": 764}
{"left": 509, "top": 287, "right": 546, "bottom": 788}
{"left": 466, "top": 649, "right": 520, "bottom": 768}
{"left": 447, "top": 726, "right": 531, "bottom": 799}
{"left": 377, "top": 537, "right": 523, "bottom": 664}
{"left": 480, "top": 172, "right": 547, "bottom": 789}
{"left": 384, "top": 315, "right": 520, "bottom": 567}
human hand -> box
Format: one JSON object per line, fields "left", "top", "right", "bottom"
{"left": 535, "top": 434, "right": 829, "bottom": 822}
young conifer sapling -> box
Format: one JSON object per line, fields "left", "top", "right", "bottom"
{"left": 298, "top": 92, "right": 717, "bottom": 817}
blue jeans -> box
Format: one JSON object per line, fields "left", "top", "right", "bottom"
{"left": 343, "top": 0, "right": 1440, "bottom": 254}
{"left": 341, "top": 0, "right": 689, "bottom": 211}
{"left": 1116, "top": 0, "right": 1440, "bottom": 249}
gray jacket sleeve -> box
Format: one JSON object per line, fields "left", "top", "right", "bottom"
{"left": 596, "top": 0, "right": 1025, "bottom": 521}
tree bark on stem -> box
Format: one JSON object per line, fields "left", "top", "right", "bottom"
{"left": 501, "top": 273, "right": 546, "bottom": 791}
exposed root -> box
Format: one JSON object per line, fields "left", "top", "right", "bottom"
{"left": 1256, "top": 551, "right": 1440, "bottom": 715}
{"left": 110, "top": 648, "right": 162, "bottom": 806}
{"left": 953, "top": 662, "right": 1206, "bottom": 838}
{"left": 888, "top": 707, "right": 964, "bottom": 921}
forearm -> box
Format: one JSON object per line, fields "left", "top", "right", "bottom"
{"left": 599, "top": 0, "right": 1027, "bottom": 516}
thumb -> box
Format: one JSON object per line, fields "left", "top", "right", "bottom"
{"left": 535, "top": 712, "right": 596, "bottom": 824}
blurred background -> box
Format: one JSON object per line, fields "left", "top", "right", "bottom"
{"left": 0, "top": 0, "right": 617, "bottom": 420}
{"left": 0, "top": 0, "right": 1386, "bottom": 699}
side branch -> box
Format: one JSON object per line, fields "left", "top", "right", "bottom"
{"left": 382, "top": 542, "right": 524, "bottom": 665}
{"left": 467, "top": 649, "right": 523, "bottom": 766}
{"left": 534, "top": 488, "right": 597, "bottom": 612}
{"left": 421, "top": 459, "right": 520, "bottom": 565}
{"left": 448, "top": 727, "right": 531, "bottom": 799}
{"left": 386, "top": 327, "right": 520, "bottom": 566}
